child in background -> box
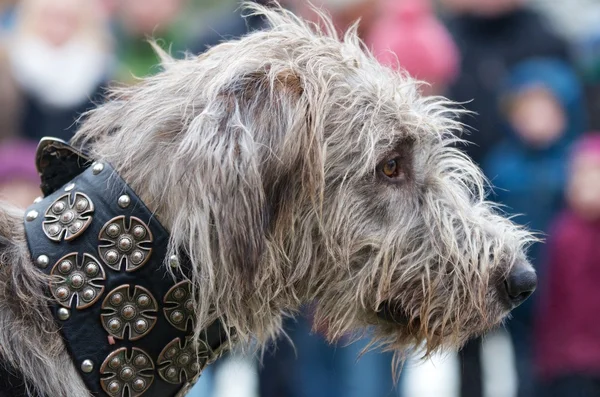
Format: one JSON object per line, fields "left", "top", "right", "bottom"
{"left": 484, "top": 58, "right": 586, "bottom": 397}
{"left": 535, "top": 134, "right": 600, "bottom": 397}
{"left": 7, "top": 0, "right": 113, "bottom": 142}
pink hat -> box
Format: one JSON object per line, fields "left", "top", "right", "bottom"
{"left": 367, "top": 0, "right": 460, "bottom": 88}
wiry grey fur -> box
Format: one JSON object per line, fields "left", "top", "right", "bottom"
{"left": 0, "top": 4, "right": 535, "bottom": 396}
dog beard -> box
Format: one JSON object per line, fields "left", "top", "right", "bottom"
{"left": 8, "top": 37, "right": 112, "bottom": 109}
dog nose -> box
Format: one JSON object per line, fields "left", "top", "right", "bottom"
{"left": 504, "top": 262, "right": 537, "bottom": 307}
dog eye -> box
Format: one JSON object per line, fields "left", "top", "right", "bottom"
{"left": 378, "top": 156, "right": 405, "bottom": 181}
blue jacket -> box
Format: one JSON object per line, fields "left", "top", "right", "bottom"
{"left": 484, "top": 59, "right": 587, "bottom": 270}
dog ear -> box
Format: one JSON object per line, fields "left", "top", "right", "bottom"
{"left": 180, "top": 67, "right": 321, "bottom": 287}
{"left": 190, "top": 95, "right": 269, "bottom": 285}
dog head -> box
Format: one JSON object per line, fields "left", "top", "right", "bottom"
{"left": 74, "top": 4, "right": 536, "bottom": 355}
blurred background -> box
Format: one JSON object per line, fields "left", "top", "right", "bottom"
{"left": 2, "top": 0, "right": 600, "bottom": 396}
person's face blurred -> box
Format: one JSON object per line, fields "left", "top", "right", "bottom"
{"left": 119, "top": 0, "right": 184, "bottom": 35}
{"left": 0, "top": 179, "right": 40, "bottom": 209}
{"left": 35, "top": 0, "right": 81, "bottom": 47}
{"left": 568, "top": 152, "right": 600, "bottom": 221}
{"left": 441, "top": 0, "right": 523, "bottom": 16}
{"left": 507, "top": 87, "right": 566, "bottom": 149}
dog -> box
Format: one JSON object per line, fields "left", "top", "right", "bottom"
{"left": 0, "top": 4, "right": 537, "bottom": 397}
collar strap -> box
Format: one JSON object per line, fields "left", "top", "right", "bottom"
{"left": 24, "top": 145, "right": 229, "bottom": 397}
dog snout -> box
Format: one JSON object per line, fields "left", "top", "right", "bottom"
{"left": 502, "top": 261, "right": 537, "bottom": 308}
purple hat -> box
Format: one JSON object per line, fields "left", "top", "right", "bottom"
{"left": 0, "top": 140, "right": 39, "bottom": 183}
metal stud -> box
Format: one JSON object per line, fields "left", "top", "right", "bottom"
{"left": 169, "top": 255, "right": 179, "bottom": 268}
{"left": 121, "top": 305, "right": 136, "bottom": 320}
{"left": 52, "top": 201, "right": 65, "bottom": 214}
{"left": 134, "top": 355, "right": 147, "bottom": 367}
{"left": 120, "top": 366, "right": 134, "bottom": 380}
{"left": 70, "top": 273, "right": 84, "bottom": 289}
{"left": 132, "top": 226, "right": 146, "bottom": 239}
{"left": 26, "top": 210, "right": 38, "bottom": 221}
{"left": 33, "top": 196, "right": 43, "bottom": 204}
{"left": 166, "top": 367, "right": 178, "bottom": 380}
{"left": 110, "top": 357, "right": 121, "bottom": 369}
{"left": 132, "top": 378, "right": 146, "bottom": 391}
{"left": 75, "top": 199, "right": 89, "bottom": 212}
{"left": 118, "top": 236, "right": 133, "bottom": 252}
{"left": 47, "top": 225, "right": 60, "bottom": 236}
{"left": 85, "top": 262, "right": 99, "bottom": 276}
{"left": 64, "top": 183, "right": 75, "bottom": 192}
{"left": 105, "top": 250, "right": 119, "bottom": 265}
{"left": 59, "top": 210, "right": 75, "bottom": 224}
{"left": 107, "top": 381, "right": 120, "bottom": 394}
{"left": 118, "top": 195, "right": 131, "bottom": 208}
{"left": 36, "top": 255, "right": 49, "bottom": 269}
{"left": 56, "top": 287, "right": 69, "bottom": 300}
{"left": 82, "top": 288, "right": 96, "bottom": 301}
{"left": 106, "top": 224, "right": 121, "bottom": 238}
{"left": 59, "top": 260, "right": 73, "bottom": 273}
{"left": 134, "top": 319, "right": 148, "bottom": 333}
{"left": 108, "top": 318, "right": 122, "bottom": 331}
{"left": 110, "top": 293, "right": 124, "bottom": 306}
{"left": 173, "top": 288, "right": 185, "bottom": 300}
{"left": 137, "top": 295, "right": 150, "bottom": 307}
{"left": 81, "top": 359, "right": 94, "bottom": 373}
{"left": 57, "top": 308, "right": 70, "bottom": 320}
{"left": 170, "top": 311, "right": 184, "bottom": 324}
{"left": 177, "top": 354, "right": 190, "bottom": 366}
{"left": 92, "top": 162, "right": 104, "bottom": 175}
{"left": 131, "top": 251, "right": 144, "bottom": 265}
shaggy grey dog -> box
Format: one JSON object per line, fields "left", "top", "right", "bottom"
{"left": 0, "top": 4, "right": 536, "bottom": 396}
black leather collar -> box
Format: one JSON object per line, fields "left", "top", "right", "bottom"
{"left": 21, "top": 138, "right": 230, "bottom": 397}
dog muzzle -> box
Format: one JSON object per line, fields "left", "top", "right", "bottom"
{"left": 22, "top": 138, "right": 230, "bottom": 397}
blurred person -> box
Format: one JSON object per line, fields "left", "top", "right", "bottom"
{"left": 534, "top": 133, "right": 600, "bottom": 397}
{"left": 0, "top": 140, "right": 39, "bottom": 208}
{"left": 441, "top": 0, "right": 570, "bottom": 166}
{"left": 484, "top": 58, "right": 586, "bottom": 397}
{"left": 7, "top": 0, "right": 113, "bottom": 142}
{"left": 113, "top": 0, "right": 190, "bottom": 82}
{"left": 367, "top": 0, "right": 460, "bottom": 95}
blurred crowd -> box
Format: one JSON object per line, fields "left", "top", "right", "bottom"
{"left": 2, "top": 0, "right": 600, "bottom": 396}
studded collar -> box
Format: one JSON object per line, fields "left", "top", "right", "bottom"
{"left": 22, "top": 138, "right": 230, "bottom": 397}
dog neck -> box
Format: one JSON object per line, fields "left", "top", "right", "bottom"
{"left": 19, "top": 139, "right": 232, "bottom": 397}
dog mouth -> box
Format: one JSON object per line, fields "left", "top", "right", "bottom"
{"left": 376, "top": 301, "right": 415, "bottom": 326}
